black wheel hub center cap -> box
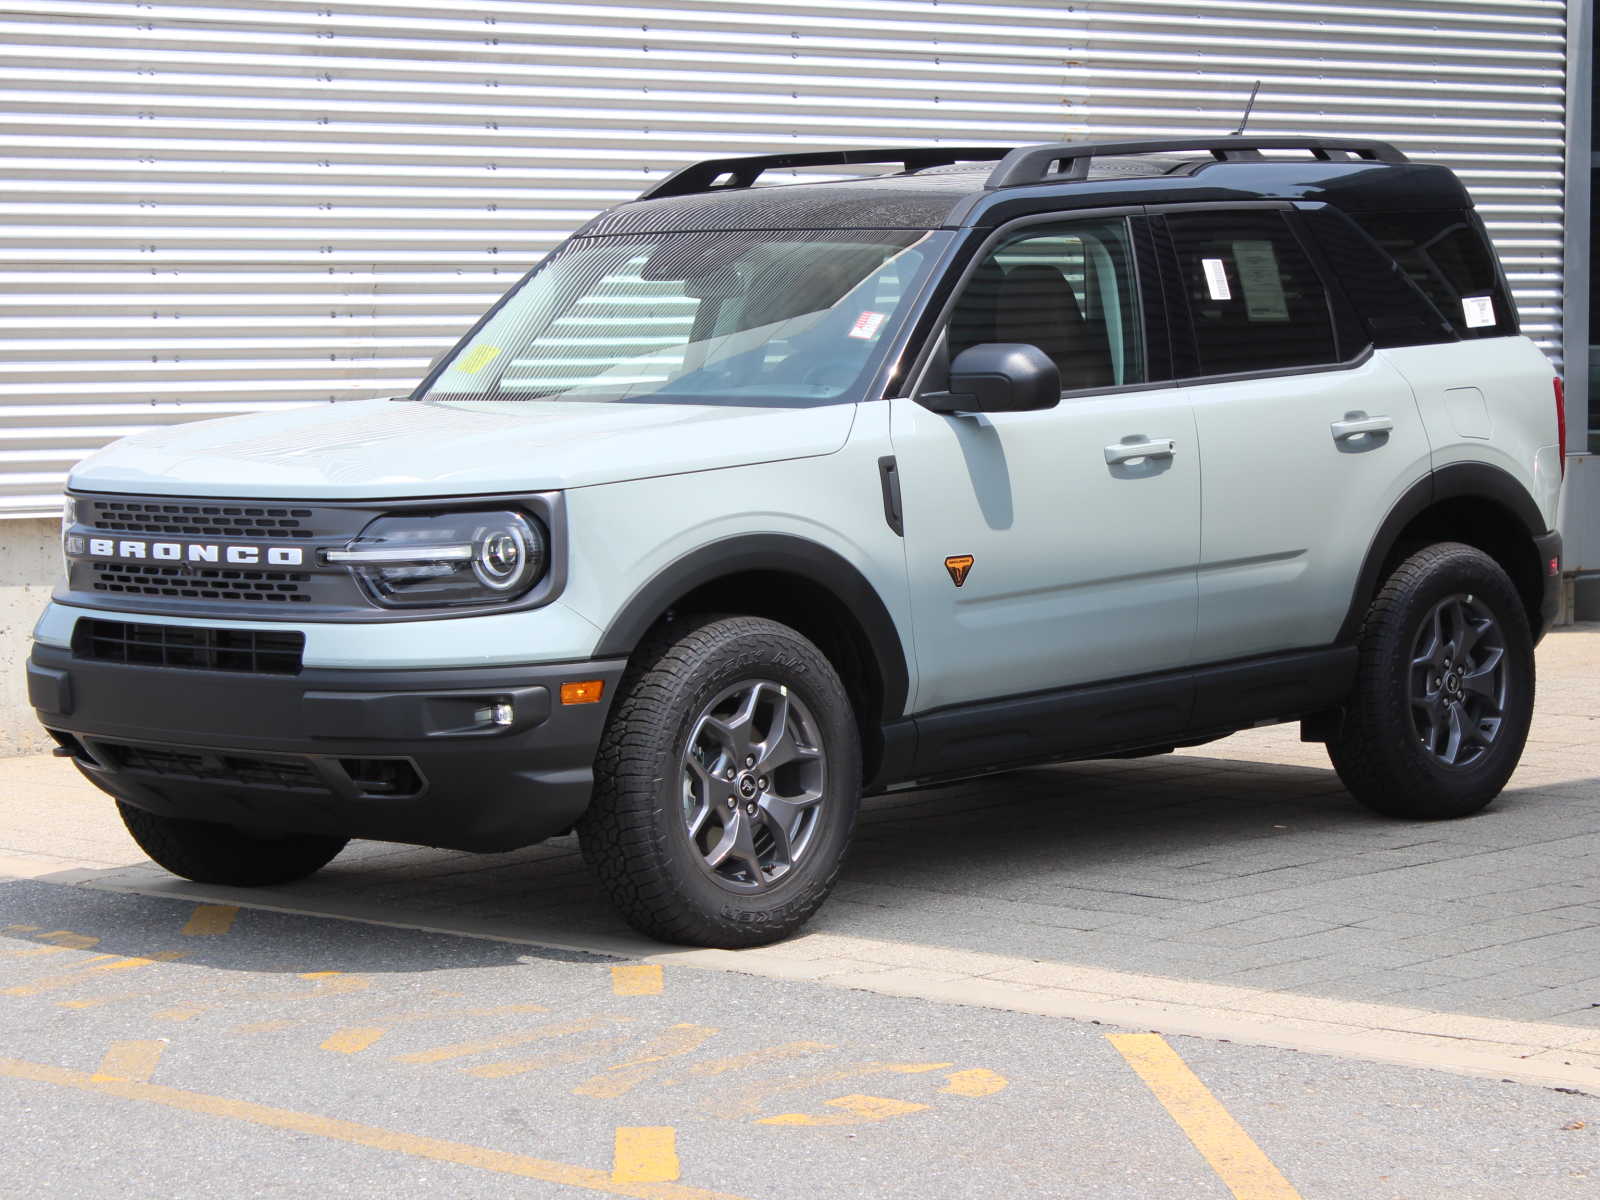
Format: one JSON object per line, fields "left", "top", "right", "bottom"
{"left": 737, "top": 773, "right": 759, "bottom": 800}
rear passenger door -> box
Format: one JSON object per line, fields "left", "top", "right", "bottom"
{"left": 1156, "top": 206, "right": 1432, "bottom": 661}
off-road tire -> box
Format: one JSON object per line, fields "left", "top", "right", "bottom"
{"left": 578, "top": 614, "right": 861, "bottom": 948}
{"left": 1328, "top": 542, "right": 1534, "bottom": 820}
{"left": 117, "top": 801, "right": 348, "bottom": 886}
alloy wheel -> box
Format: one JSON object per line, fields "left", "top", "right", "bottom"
{"left": 681, "top": 679, "right": 827, "bottom": 891}
{"left": 1408, "top": 592, "right": 1507, "bottom": 768}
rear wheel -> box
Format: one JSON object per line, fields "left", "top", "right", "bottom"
{"left": 578, "top": 614, "right": 861, "bottom": 948}
{"left": 1328, "top": 542, "right": 1534, "bottom": 819}
{"left": 117, "top": 802, "right": 348, "bottom": 886}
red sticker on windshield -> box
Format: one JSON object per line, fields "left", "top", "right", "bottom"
{"left": 849, "top": 311, "right": 887, "bottom": 340}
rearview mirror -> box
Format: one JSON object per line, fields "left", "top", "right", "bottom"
{"left": 920, "top": 343, "right": 1061, "bottom": 415}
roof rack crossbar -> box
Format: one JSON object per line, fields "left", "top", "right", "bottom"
{"left": 984, "top": 137, "right": 1407, "bottom": 190}
{"left": 638, "top": 146, "right": 1013, "bottom": 200}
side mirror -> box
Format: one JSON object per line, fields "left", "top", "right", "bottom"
{"left": 920, "top": 343, "right": 1061, "bottom": 415}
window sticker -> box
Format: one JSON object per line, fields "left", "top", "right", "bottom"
{"left": 1231, "top": 240, "right": 1290, "bottom": 321}
{"left": 455, "top": 344, "right": 502, "bottom": 374}
{"left": 1461, "top": 295, "right": 1496, "bottom": 329}
{"left": 1201, "top": 258, "right": 1231, "bottom": 301}
{"left": 848, "top": 310, "right": 887, "bottom": 340}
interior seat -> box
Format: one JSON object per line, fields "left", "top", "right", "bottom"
{"left": 992, "top": 264, "right": 1113, "bottom": 389}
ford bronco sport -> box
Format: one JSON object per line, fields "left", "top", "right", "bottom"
{"left": 29, "top": 138, "right": 1565, "bottom": 947}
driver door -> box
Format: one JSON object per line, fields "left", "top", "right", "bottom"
{"left": 889, "top": 214, "right": 1201, "bottom": 718}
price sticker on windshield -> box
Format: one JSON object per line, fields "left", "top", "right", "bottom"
{"left": 849, "top": 311, "right": 887, "bottom": 340}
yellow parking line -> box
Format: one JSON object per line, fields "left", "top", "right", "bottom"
{"left": 612, "top": 1127, "right": 679, "bottom": 1184}
{"left": 1108, "top": 1034, "right": 1302, "bottom": 1200}
{"left": 612, "top": 965, "right": 664, "bottom": 996}
{"left": 939, "top": 1068, "right": 1008, "bottom": 1098}
{"left": 322, "top": 1027, "right": 388, "bottom": 1055}
{"left": 0, "top": 1056, "right": 748, "bottom": 1200}
{"left": 2, "top": 951, "right": 183, "bottom": 997}
{"left": 93, "top": 1040, "right": 165, "bottom": 1084}
{"left": 181, "top": 905, "right": 238, "bottom": 937}
{"left": 759, "top": 1094, "right": 929, "bottom": 1127}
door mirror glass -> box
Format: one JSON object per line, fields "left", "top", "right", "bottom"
{"left": 922, "top": 342, "right": 1061, "bottom": 414}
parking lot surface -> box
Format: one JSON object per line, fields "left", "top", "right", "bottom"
{"left": 3, "top": 626, "right": 1599, "bottom": 1195}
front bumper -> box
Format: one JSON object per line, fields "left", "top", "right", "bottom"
{"left": 28, "top": 644, "right": 625, "bottom": 853}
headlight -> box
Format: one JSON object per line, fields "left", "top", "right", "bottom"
{"left": 326, "top": 509, "right": 546, "bottom": 608}
{"left": 60, "top": 495, "right": 80, "bottom": 577}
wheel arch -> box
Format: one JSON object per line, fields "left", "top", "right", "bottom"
{"left": 1338, "top": 463, "right": 1550, "bottom": 644}
{"left": 594, "top": 535, "right": 912, "bottom": 782}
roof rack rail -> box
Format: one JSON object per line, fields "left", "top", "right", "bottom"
{"left": 985, "top": 137, "right": 1407, "bottom": 190}
{"left": 638, "top": 146, "right": 1013, "bottom": 201}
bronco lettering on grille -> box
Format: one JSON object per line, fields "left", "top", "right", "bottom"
{"left": 79, "top": 538, "right": 304, "bottom": 567}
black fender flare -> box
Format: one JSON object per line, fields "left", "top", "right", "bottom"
{"left": 1336, "top": 462, "right": 1548, "bottom": 644}
{"left": 594, "top": 534, "right": 911, "bottom": 720}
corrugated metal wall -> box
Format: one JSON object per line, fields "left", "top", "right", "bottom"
{"left": 1084, "top": 0, "right": 1570, "bottom": 351}
{"left": 0, "top": 0, "right": 1571, "bottom": 517}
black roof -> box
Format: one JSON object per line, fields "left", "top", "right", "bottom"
{"left": 576, "top": 139, "right": 1472, "bottom": 237}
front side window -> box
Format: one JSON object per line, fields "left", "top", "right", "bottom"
{"left": 421, "top": 228, "right": 943, "bottom": 406}
{"left": 1164, "top": 210, "right": 1338, "bottom": 377}
{"left": 944, "top": 216, "right": 1145, "bottom": 391}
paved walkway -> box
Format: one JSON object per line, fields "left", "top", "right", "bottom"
{"left": 3, "top": 626, "right": 1598, "bottom": 1090}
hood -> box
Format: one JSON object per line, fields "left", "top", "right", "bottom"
{"left": 68, "top": 397, "right": 856, "bottom": 499}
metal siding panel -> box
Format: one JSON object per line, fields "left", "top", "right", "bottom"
{"left": 0, "top": 0, "right": 1090, "bottom": 515}
{"left": 0, "top": 0, "right": 1573, "bottom": 514}
{"left": 1085, "top": 0, "right": 1570, "bottom": 360}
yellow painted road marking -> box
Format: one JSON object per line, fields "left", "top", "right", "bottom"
{"left": 575, "top": 1024, "right": 718, "bottom": 1100}
{"left": 709, "top": 1060, "right": 951, "bottom": 1120}
{"left": 6, "top": 930, "right": 99, "bottom": 957}
{"left": 394, "top": 1013, "right": 602, "bottom": 1066}
{"left": 677, "top": 1042, "right": 833, "bottom": 1081}
{"left": 469, "top": 1036, "right": 633, "bottom": 1080}
{"left": 154, "top": 1007, "right": 206, "bottom": 1022}
{"left": 940, "top": 1067, "right": 1007, "bottom": 1098}
{"left": 1108, "top": 1034, "right": 1302, "bottom": 1200}
{"left": 0, "top": 1056, "right": 748, "bottom": 1200}
{"left": 299, "top": 971, "right": 343, "bottom": 979}
{"left": 181, "top": 905, "right": 238, "bottom": 937}
{"left": 2, "top": 924, "right": 40, "bottom": 933}
{"left": 322, "top": 1027, "right": 388, "bottom": 1055}
{"left": 93, "top": 1041, "right": 165, "bottom": 1084}
{"left": 612, "top": 1127, "right": 679, "bottom": 1184}
{"left": 2, "top": 951, "right": 183, "bottom": 996}
{"left": 759, "top": 1094, "right": 929, "bottom": 1127}
{"left": 612, "top": 964, "right": 664, "bottom": 996}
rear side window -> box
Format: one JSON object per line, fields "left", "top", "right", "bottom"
{"left": 1353, "top": 210, "right": 1516, "bottom": 338}
{"left": 1163, "top": 211, "right": 1339, "bottom": 377}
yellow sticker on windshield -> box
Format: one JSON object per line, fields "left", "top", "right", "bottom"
{"left": 456, "top": 344, "right": 502, "bottom": 374}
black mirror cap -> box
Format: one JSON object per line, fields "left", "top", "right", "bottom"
{"left": 923, "top": 343, "right": 1061, "bottom": 414}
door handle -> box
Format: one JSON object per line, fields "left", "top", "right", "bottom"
{"left": 1105, "top": 437, "right": 1176, "bottom": 464}
{"left": 1330, "top": 414, "right": 1394, "bottom": 440}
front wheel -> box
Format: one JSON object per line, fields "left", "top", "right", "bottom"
{"left": 1328, "top": 542, "right": 1534, "bottom": 819}
{"left": 578, "top": 614, "right": 861, "bottom": 948}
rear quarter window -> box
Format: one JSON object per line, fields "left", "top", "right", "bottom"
{"left": 1353, "top": 210, "right": 1517, "bottom": 339}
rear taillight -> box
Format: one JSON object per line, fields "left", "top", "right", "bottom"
{"left": 1554, "top": 376, "right": 1566, "bottom": 478}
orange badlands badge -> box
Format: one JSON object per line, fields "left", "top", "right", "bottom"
{"left": 944, "top": 554, "right": 974, "bottom": 587}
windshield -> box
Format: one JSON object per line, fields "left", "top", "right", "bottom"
{"left": 419, "top": 228, "right": 941, "bottom": 406}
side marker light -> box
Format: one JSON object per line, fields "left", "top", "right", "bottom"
{"left": 561, "top": 680, "right": 605, "bottom": 705}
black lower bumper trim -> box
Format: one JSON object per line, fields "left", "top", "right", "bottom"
{"left": 1534, "top": 529, "right": 1563, "bottom": 640}
{"left": 31, "top": 645, "right": 626, "bottom": 853}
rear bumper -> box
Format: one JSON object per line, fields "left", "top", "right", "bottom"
{"left": 28, "top": 644, "right": 625, "bottom": 853}
{"left": 1535, "top": 529, "right": 1563, "bottom": 642}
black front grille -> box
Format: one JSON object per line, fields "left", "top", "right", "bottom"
{"left": 90, "top": 562, "right": 313, "bottom": 604}
{"left": 83, "top": 498, "right": 315, "bottom": 540}
{"left": 100, "top": 743, "right": 328, "bottom": 793}
{"left": 74, "top": 618, "right": 305, "bottom": 675}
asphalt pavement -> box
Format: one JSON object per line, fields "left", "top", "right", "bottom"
{"left": 4, "top": 879, "right": 1599, "bottom": 1200}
